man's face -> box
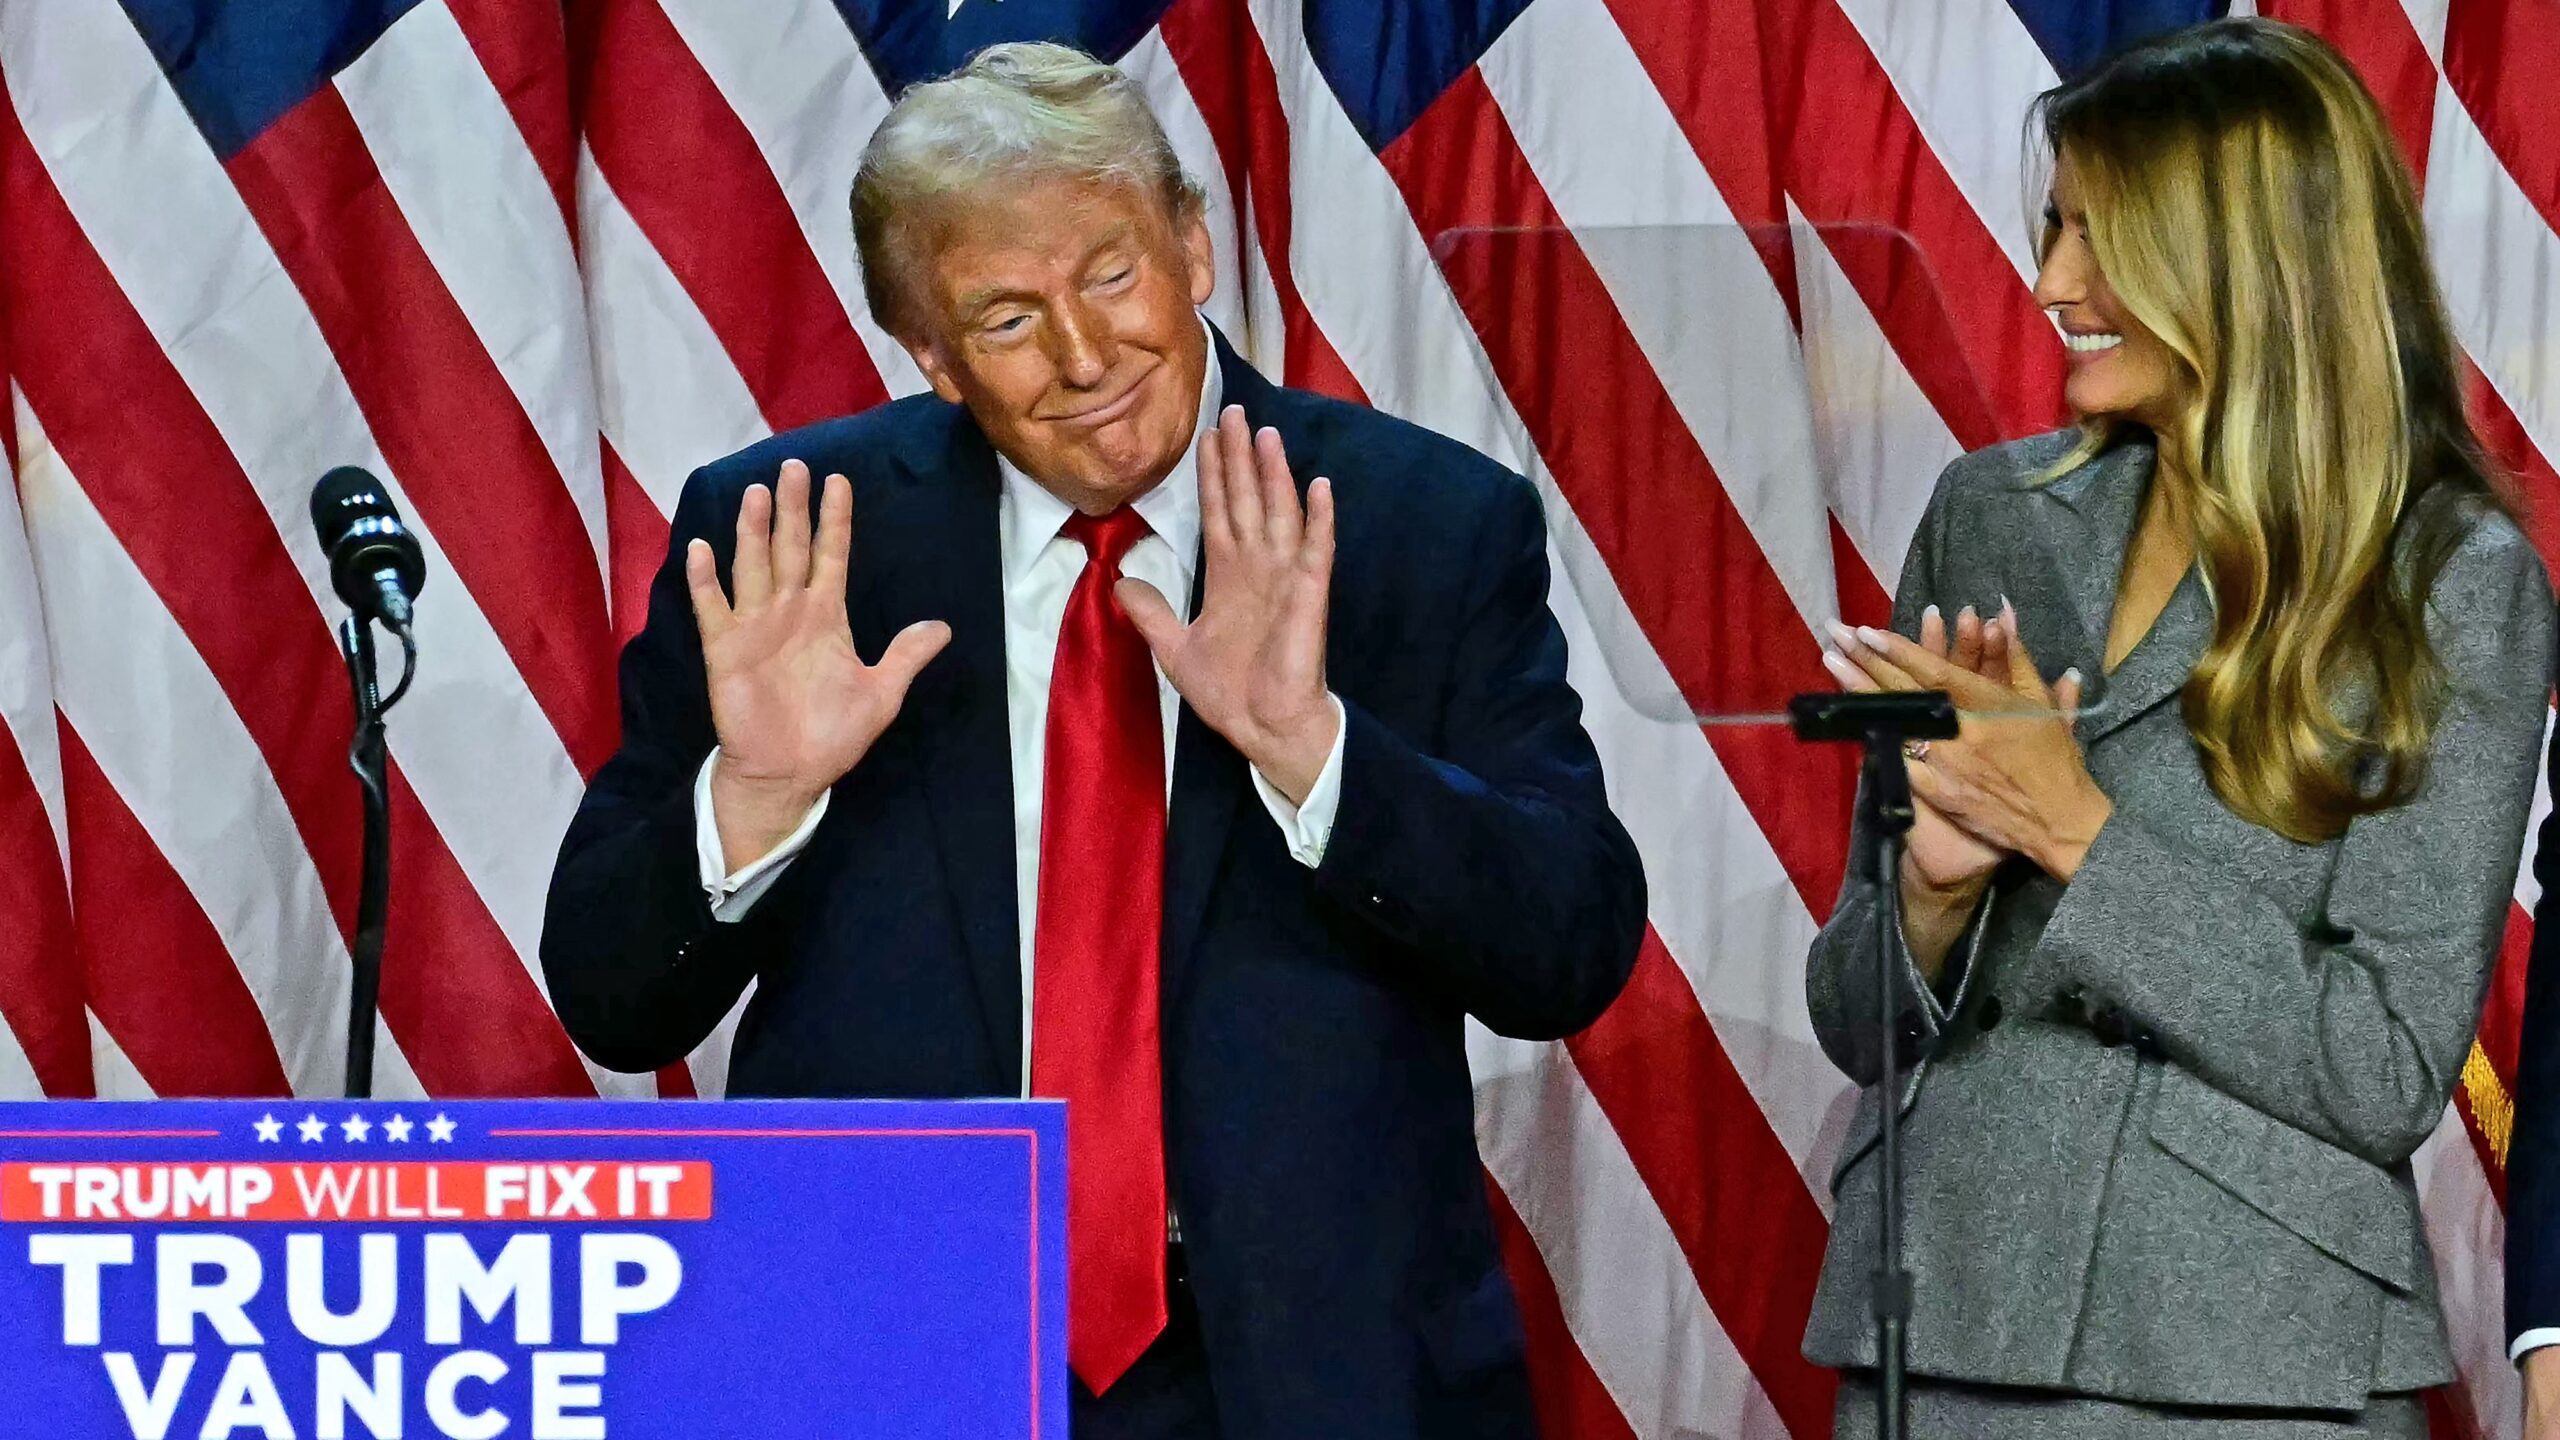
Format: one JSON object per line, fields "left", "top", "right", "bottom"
{"left": 903, "top": 175, "right": 1216, "bottom": 514}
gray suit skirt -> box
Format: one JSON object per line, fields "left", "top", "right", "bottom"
{"left": 1832, "top": 1375, "right": 2430, "bottom": 1438}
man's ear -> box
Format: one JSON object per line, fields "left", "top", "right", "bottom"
{"left": 905, "top": 335, "right": 965, "bottom": 405}
{"left": 1181, "top": 210, "right": 1215, "bottom": 308}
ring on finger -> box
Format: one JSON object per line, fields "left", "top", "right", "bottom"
{"left": 1902, "top": 739, "right": 1930, "bottom": 762}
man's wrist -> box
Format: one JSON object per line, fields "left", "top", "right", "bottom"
{"left": 1248, "top": 699, "right": 1343, "bottom": 807}
{"left": 709, "top": 757, "right": 826, "bottom": 872}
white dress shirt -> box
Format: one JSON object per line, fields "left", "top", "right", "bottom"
{"left": 692, "top": 320, "right": 1347, "bottom": 1093}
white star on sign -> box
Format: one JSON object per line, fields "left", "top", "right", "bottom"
{"left": 382, "top": 1114, "right": 414, "bottom": 1143}
{"left": 425, "top": 1113, "right": 457, "bottom": 1144}
{"left": 253, "top": 1114, "right": 283, "bottom": 1143}
{"left": 340, "top": 1115, "right": 372, "bottom": 1142}
{"left": 297, "top": 1114, "right": 328, "bottom": 1143}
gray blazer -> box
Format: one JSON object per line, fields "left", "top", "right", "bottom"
{"left": 1802, "top": 430, "right": 2555, "bottom": 1411}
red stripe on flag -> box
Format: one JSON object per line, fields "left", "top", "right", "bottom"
{"left": 571, "top": 0, "right": 892, "bottom": 432}
{"left": 2480, "top": 903, "right": 2532, "bottom": 1089}
{"left": 2443, "top": 0, "right": 2560, "bottom": 242}
{"left": 1386, "top": 70, "right": 1855, "bottom": 911}
{"left": 1485, "top": 1169, "right": 1645, "bottom": 1440}
{"left": 0, "top": 108, "right": 596, "bottom": 1098}
{"left": 58, "top": 724, "right": 291, "bottom": 1097}
{"left": 2470, "top": 361, "right": 2560, "bottom": 578}
{"left": 0, "top": 720, "right": 91, "bottom": 1097}
{"left": 1610, "top": 0, "right": 2065, "bottom": 450}
{"left": 446, "top": 0, "right": 580, "bottom": 233}
{"left": 1157, "top": 0, "right": 1369, "bottom": 403}
{"left": 2260, "top": 0, "right": 2441, "bottom": 186}
{"left": 225, "top": 86, "right": 615, "bottom": 777}
{"left": 1567, "top": 931, "right": 1840, "bottom": 1437}
{"left": 602, "top": 438, "right": 669, "bottom": 647}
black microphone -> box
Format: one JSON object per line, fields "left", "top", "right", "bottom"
{"left": 310, "top": 466, "right": 426, "bottom": 629}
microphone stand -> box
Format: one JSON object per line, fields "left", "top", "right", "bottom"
{"left": 337, "top": 613, "right": 416, "bottom": 1100}
{"left": 1787, "top": 688, "right": 1959, "bottom": 1440}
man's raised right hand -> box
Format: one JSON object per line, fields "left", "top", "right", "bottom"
{"left": 687, "top": 459, "right": 949, "bottom": 870}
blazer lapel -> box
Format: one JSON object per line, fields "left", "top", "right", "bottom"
{"left": 868, "top": 417, "right": 1022, "bottom": 1080}
{"left": 1159, "top": 331, "right": 1277, "bottom": 1008}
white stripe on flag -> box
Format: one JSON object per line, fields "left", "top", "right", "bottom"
{"left": 653, "top": 0, "right": 925, "bottom": 398}
{"left": 337, "top": 0, "right": 609, "bottom": 575}
{"left": 1473, "top": 1025, "right": 1791, "bottom": 1440}
{"left": 13, "top": 404, "right": 427, "bottom": 1101}
{"left": 1241, "top": 0, "right": 1534, "bottom": 472}
{"left": 1481, "top": 0, "right": 1839, "bottom": 637}
{"left": 2424, "top": 72, "right": 2560, "bottom": 483}
{"left": 0, "top": 389, "right": 67, "bottom": 869}
{"left": 88, "top": 1012, "right": 156, "bottom": 1101}
{"left": 1832, "top": 0, "right": 2058, "bottom": 282}
{"left": 0, "top": 1010, "right": 40, "bottom": 1099}
{"left": 579, "top": 149, "right": 774, "bottom": 512}
{"left": 1544, "top": 492, "right": 1849, "bottom": 1195}
{"left": 1118, "top": 28, "right": 1255, "bottom": 349}
{"left": 0, "top": 0, "right": 605, "bottom": 1068}
{"left": 1790, "top": 207, "right": 1968, "bottom": 595}
{"left": 2416, "top": 1111, "right": 2522, "bottom": 1437}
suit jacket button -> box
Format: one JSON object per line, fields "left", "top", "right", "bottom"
{"left": 1976, "top": 994, "right": 2003, "bottom": 1032}
{"left": 2091, "top": 1007, "right": 2129, "bottom": 1048}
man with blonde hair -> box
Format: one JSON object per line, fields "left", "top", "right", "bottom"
{"left": 544, "top": 41, "right": 1644, "bottom": 1440}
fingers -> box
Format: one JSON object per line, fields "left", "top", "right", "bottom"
{"left": 684, "top": 538, "right": 734, "bottom": 646}
{"left": 1114, "top": 578, "right": 1186, "bottom": 658}
{"left": 771, "top": 460, "right": 813, "bottom": 592}
{"left": 1919, "top": 604, "right": 1947, "bottom": 658}
{"left": 1998, "top": 596, "right": 2046, "bottom": 695}
{"left": 1978, "top": 612, "right": 2011, "bottom": 682}
{"left": 1301, "top": 476, "right": 1335, "bottom": 577}
{"left": 873, "top": 619, "right": 953, "bottom": 695}
{"left": 1197, "top": 424, "right": 1232, "bottom": 562}
{"left": 810, "top": 473, "right": 854, "bottom": 600}
{"left": 1216, "top": 406, "right": 1266, "bottom": 550}
{"left": 1255, "top": 424, "right": 1300, "bottom": 550}
{"left": 1949, "top": 605, "right": 1983, "bottom": 674}
{"left": 1824, "top": 621, "right": 1925, "bottom": 691}
{"left": 2054, "top": 668, "right": 2085, "bottom": 734}
{"left": 733, "top": 480, "right": 775, "bottom": 611}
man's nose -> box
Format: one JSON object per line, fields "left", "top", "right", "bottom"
{"left": 1050, "top": 301, "right": 1114, "bottom": 388}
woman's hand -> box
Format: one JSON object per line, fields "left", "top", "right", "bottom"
{"left": 1838, "top": 601, "right": 2112, "bottom": 882}
{"left": 1824, "top": 604, "right": 2009, "bottom": 893}
{"left": 1824, "top": 604, "right": 2011, "bottom": 976}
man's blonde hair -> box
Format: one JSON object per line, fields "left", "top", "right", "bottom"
{"left": 852, "top": 41, "right": 1207, "bottom": 339}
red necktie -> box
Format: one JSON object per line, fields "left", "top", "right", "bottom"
{"left": 1032, "top": 507, "right": 1167, "bottom": 1395}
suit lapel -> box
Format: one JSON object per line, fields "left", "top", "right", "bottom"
{"left": 2005, "top": 438, "right": 2210, "bottom": 741}
{"left": 869, "top": 417, "right": 1023, "bottom": 1080}
{"left": 1158, "top": 331, "right": 1273, "bottom": 1010}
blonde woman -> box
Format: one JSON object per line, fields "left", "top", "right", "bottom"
{"left": 1810, "top": 19, "right": 2553, "bottom": 1436}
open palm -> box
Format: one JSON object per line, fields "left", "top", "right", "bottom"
{"left": 687, "top": 461, "right": 948, "bottom": 855}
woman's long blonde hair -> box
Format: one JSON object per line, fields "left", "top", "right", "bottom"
{"left": 2033, "top": 18, "right": 2501, "bottom": 843}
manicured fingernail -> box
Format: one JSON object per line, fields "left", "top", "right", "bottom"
{"left": 1855, "top": 626, "right": 1891, "bottom": 649}
{"left": 1824, "top": 620, "right": 1859, "bottom": 649}
{"left": 2000, "top": 593, "right": 2016, "bottom": 618}
{"left": 1959, "top": 604, "right": 1977, "bottom": 623}
{"left": 1822, "top": 651, "right": 1860, "bottom": 683}
{"left": 2061, "top": 667, "right": 2083, "bottom": 686}
{"left": 1922, "top": 604, "right": 1941, "bottom": 624}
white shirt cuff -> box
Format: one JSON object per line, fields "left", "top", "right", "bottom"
{"left": 1248, "top": 695, "right": 1347, "bottom": 869}
{"left": 694, "top": 750, "right": 829, "bottom": 923}
{"left": 2513, "top": 1327, "right": 2560, "bottom": 1364}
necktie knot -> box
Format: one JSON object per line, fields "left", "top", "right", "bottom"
{"left": 1062, "top": 506, "right": 1151, "bottom": 577}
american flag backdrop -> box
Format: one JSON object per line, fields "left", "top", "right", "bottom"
{"left": 0, "top": 0, "right": 2553, "bottom": 1435}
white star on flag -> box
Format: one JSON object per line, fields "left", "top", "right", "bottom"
{"left": 425, "top": 1113, "right": 457, "bottom": 1144}
{"left": 253, "top": 1114, "right": 283, "bottom": 1143}
{"left": 340, "top": 1115, "right": 372, "bottom": 1142}
{"left": 297, "top": 1114, "right": 327, "bottom": 1144}
{"left": 382, "top": 1115, "right": 414, "bottom": 1143}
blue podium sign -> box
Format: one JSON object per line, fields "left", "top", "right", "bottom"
{"left": 0, "top": 1099, "right": 1067, "bottom": 1439}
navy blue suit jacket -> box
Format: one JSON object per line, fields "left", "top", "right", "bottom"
{"left": 541, "top": 334, "right": 1647, "bottom": 1439}
{"left": 2510, "top": 668, "right": 2560, "bottom": 1353}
